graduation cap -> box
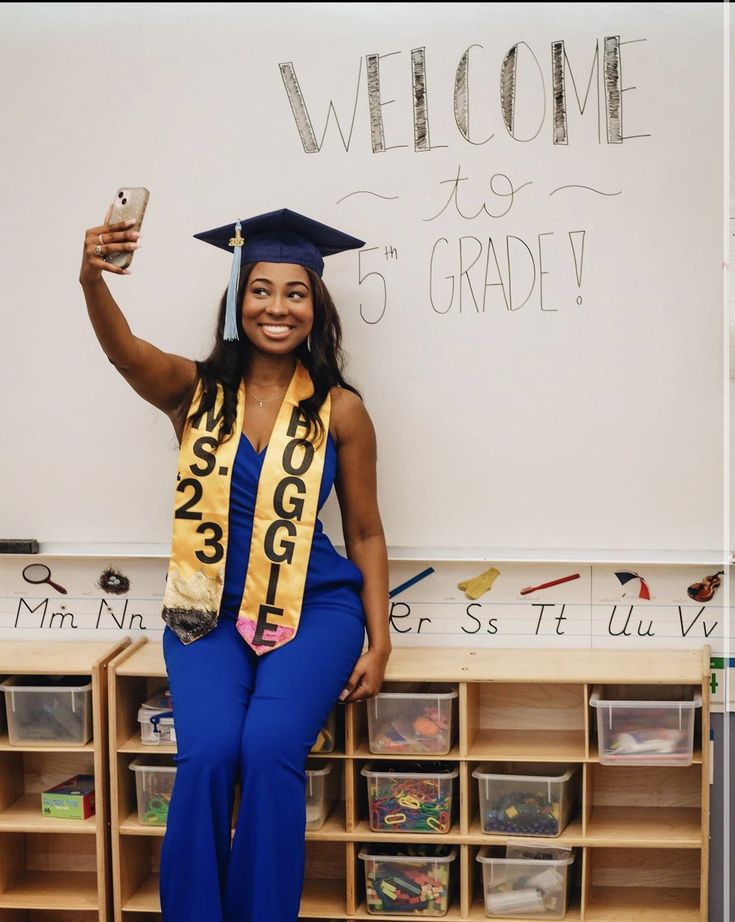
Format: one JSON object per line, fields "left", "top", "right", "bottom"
{"left": 194, "top": 208, "right": 365, "bottom": 341}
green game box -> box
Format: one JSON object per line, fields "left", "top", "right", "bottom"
{"left": 42, "top": 774, "right": 95, "bottom": 819}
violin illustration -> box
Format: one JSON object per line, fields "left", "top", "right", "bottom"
{"left": 687, "top": 571, "right": 724, "bottom": 603}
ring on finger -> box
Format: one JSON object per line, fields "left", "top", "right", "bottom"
{"left": 94, "top": 244, "right": 104, "bottom": 257}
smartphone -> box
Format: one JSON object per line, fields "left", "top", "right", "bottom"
{"left": 106, "top": 187, "right": 149, "bottom": 268}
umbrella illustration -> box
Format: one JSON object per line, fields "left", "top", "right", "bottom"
{"left": 614, "top": 570, "right": 650, "bottom": 600}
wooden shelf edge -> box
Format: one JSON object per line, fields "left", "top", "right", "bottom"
{"left": 584, "top": 885, "right": 701, "bottom": 920}
{"left": 107, "top": 637, "right": 149, "bottom": 677}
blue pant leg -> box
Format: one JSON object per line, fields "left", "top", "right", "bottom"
{"left": 160, "top": 621, "right": 257, "bottom": 922}
{"left": 223, "top": 604, "right": 366, "bottom": 922}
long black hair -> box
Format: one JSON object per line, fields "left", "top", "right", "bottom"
{"left": 189, "top": 262, "right": 361, "bottom": 446}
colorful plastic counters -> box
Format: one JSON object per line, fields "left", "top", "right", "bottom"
{"left": 472, "top": 764, "right": 578, "bottom": 837}
{"left": 362, "top": 761, "right": 457, "bottom": 833}
{"left": 359, "top": 843, "right": 457, "bottom": 915}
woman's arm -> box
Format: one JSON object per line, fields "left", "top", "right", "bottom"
{"left": 332, "top": 388, "right": 391, "bottom": 701}
{"left": 80, "top": 214, "right": 198, "bottom": 432}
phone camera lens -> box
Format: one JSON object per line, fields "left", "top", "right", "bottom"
{"left": 122, "top": 198, "right": 127, "bottom": 205}
{"left": 118, "top": 191, "right": 124, "bottom": 198}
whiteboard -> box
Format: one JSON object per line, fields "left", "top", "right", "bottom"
{"left": 0, "top": 2, "right": 726, "bottom": 554}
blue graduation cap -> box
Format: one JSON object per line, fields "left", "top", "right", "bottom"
{"left": 194, "top": 208, "right": 365, "bottom": 341}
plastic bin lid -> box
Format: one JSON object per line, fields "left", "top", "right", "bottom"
{"left": 589, "top": 685, "right": 702, "bottom": 709}
{"left": 358, "top": 843, "right": 458, "bottom": 862}
{"left": 505, "top": 840, "right": 574, "bottom": 859}
{"left": 137, "top": 707, "right": 174, "bottom": 724}
{"left": 376, "top": 681, "right": 458, "bottom": 699}
{"left": 130, "top": 755, "right": 177, "bottom": 771}
{"left": 0, "top": 675, "right": 92, "bottom": 691}
{"left": 476, "top": 844, "right": 574, "bottom": 865}
{"left": 471, "top": 763, "right": 577, "bottom": 783}
{"left": 361, "top": 760, "right": 458, "bottom": 778}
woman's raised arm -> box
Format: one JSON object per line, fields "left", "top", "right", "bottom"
{"left": 79, "top": 213, "right": 198, "bottom": 427}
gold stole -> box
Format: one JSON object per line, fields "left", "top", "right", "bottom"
{"left": 162, "top": 362, "right": 331, "bottom": 654}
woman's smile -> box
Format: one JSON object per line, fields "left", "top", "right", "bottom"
{"left": 258, "top": 323, "right": 294, "bottom": 338}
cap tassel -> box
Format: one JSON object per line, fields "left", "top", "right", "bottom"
{"left": 224, "top": 221, "right": 244, "bottom": 341}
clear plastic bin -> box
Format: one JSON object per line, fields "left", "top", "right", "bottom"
{"left": 305, "top": 758, "right": 338, "bottom": 830}
{"left": 358, "top": 843, "right": 457, "bottom": 915}
{"left": 471, "top": 763, "right": 578, "bottom": 837}
{"left": 367, "top": 683, "right": 458, "bottom": 755}
{"left": 361, "top": 760, "right": 458, "bottom": 833}
{"left": 138, "top": 688, "right": 175, "bottom": 746}
{"left": 1, "top": 675, "right": 93, "bottom": 746}
{"left": 311, "top": 704, "right": 336, "bottom": 753}
{"left": 589, "top": 685, "right": 702, "bottom": 766}
{"left": 477, "top": 844, "right": 574, "bottom": 918}
{"left": 129, "top": 754, "right": 176, "bottom": 825}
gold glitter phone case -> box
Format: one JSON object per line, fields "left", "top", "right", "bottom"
{"left": 107, "top": 187, "right": 149, "bottom": 269}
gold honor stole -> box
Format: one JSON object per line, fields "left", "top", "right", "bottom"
{"left": 162, "top": 362, "right": 331, "bottom": 654}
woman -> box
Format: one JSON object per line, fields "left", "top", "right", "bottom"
{"left": 79, "top": 206, "right": 391, "bottom": 922}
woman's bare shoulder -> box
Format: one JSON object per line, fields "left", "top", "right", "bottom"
{"left": 329, "top": 384, "right": 363, "bottom": 409}
{"left": 329, "top": 385, "right": 371, "bottom": 446}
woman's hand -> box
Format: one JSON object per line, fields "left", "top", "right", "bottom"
{"left": 79, "top": 204, "right": 141, "bottom": 286}
{"left": 338, "top": 646, "right": 392, "bottom": 703}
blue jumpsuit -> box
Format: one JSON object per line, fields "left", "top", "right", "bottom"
{"left": 160, "top": 430, "right": 366, "bottom": 922}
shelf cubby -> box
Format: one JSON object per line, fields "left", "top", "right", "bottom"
{"left": 584, "top": 847, "right": 701, "bottom": 921}
{"left": 466, "top": 683, "right": 587, "bottom": 762}
{"left": 585, "top": 763, "right": 702, "bottom": 846}
{"left": 302, "top": 841, "right": 348, "bottom": 917}
{"left": 117, "top": 834, "right": 160, "bottom": 914}
{"left": 0, "top": 832, "right": 98, "bottom": 910}
{"left": 0, "top": 750, "right": 96, "bottom": 835}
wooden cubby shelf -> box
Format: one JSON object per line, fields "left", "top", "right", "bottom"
{"left": 0, "top": 641, "right": 130, "bottom": 922}
{"left": 107, "top": 641, "right": 710, "bottom": 921}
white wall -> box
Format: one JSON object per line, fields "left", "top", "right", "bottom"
{"left": 0, "top": 2, "right": 726, "bottom": 554}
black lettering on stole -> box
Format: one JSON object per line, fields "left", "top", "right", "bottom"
{"left": 273, "top": 476, "right": 305, "bottom": 519}
{"left": 253, "top": 604, "right": 282, "bottom": 647}
{"left": 190, "top": 436, "right": 218, "bottom": 476}
{"left": 283, "top": 439, "right": 314, "bottom": 477}
{"left": 264, "top": 520, "right": 297, "bottom": 564}
{"left": 174, "top": 418, "right": 225, "bottom": 564}
{"left": 191, "top": 400, "right": 224, "bottom": 434}
{"left": 252, "top": 409, "right": 318, "bottom": 643}
{"left": 287, "top": 406, "right": 309, "bottom": 437}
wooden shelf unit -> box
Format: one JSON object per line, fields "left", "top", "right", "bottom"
{"left": 108, "top": 642, "right": 710, "bottom": 921}
{"left": 0, "top": 640, "right": 130, "bottom": 922}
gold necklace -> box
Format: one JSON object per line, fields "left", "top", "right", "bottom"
{"left": 246, "top": 385, "right": 287, "bottom": 409}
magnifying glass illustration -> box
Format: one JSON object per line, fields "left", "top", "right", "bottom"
{"left": 21, "top": 564, "right": 68, "bottom": 595}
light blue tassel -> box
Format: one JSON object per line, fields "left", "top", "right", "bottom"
{"left": 224, "top": 221, "right": 243, "bottom": 341}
